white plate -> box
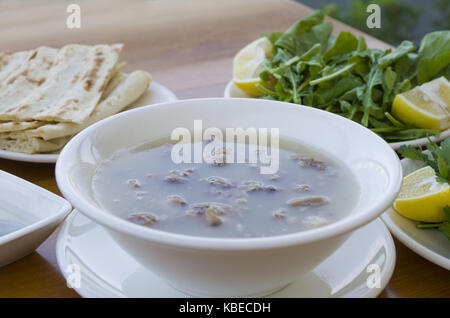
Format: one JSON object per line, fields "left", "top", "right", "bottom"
{"left": 0, "top": 170, "right": 71, "bottom": 267}
{"left": 0, "top": 82, "right": 178, "bottom": 163}
{"left": 381, "top": 158, "right": 450, "bottom": 270}
{"left": 56, "top": 211, "right": 395, "bottom": 298}
{"left": 224, "top": 80, "right": 450, "bottom": 150}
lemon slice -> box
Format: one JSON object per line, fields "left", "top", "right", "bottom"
{"left": 422, "top": 76, "right": 450, "bottom": 106}
{"left": 392, "top": 77, "right": 450, "bottom": 130}
{"left": 232, "top": 37, "right": 273, "bottom": 96}
{"left": 394, "top": 166, "right": 450, "bottom": 222}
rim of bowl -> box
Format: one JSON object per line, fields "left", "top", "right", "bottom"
{"left": 56, "top": 98, "right": 403, "bottom": 251}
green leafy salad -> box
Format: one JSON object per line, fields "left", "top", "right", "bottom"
{"left": 255, "top": 10, "right": 450, "bottom": 142}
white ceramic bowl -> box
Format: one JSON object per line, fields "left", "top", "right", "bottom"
{"left": 56, "top": 98, "right": 402, "bottom": 297}
{"left": 0, "top": 170, "right": 72, "bottom": 267}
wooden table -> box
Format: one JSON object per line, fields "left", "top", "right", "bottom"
{"left": 0, "top": 0, "right": 448, "bottom": 298}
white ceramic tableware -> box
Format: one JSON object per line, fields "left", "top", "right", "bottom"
{"left": 0, "top": 170, "right": 72, "bottom": 267}
{"left": 56, "top": 211, "right": 396, "bottom": 298}
{"left": 56, "top": 98, "right": 402, "bottom": 297}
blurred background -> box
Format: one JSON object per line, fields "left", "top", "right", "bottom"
{"left": 0, "top": 0, "right": 443, "bottom": 98}
{"left": 297, "top": 0, "right": 449, "bottom": 46}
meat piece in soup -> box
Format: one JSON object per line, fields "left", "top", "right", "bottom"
{"left": 91, "top": 137, "right": 360, "bottom": 238}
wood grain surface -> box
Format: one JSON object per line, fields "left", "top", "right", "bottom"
{"left": 0, "top": 0, "right": 448, "bottom": 298}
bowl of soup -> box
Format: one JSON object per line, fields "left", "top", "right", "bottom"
{"left": 56, "top": 98, "right": 402, "bottom": 297}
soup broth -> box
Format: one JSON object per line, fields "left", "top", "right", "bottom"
{"left": 92, "top": 137, "right": 360, "bottom": 238}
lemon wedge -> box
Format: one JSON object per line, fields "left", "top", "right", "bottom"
{"left": 394, "top": 166, "right": 450, "bottom": 222}
{"left": 392, "top": 76, "right": 450, "bottom": 130}
{"left": 232, "top": 37, "right": 273, "bottom": 96}
{"left": 422, "top": 76, "right": 450, "bottom": 105}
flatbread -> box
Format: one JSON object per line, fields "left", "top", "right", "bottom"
{"left": 0, "top": 44, "right": 123, "bottom": 124}
{"left": 0, "top": 50, "right": 35, "bottom": 83}
{"left": 0, "top": 47, "right": 58, "bottom": 120}
{"left": 0, "top": 43, "right": 151, "bottom": 155}
{"left": 27, "top": 70, "right": 151, "bottom": 140}
{"left": 0, "top": 121, "right": 44, "bottom": 133}
{"left": 0, "top": 136, "right": 70, "bottom": 154}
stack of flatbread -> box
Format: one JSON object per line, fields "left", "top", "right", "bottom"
{"left": 0, "top": 44, "right": 151, "bottom": 154}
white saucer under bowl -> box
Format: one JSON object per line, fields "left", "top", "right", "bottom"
{"left": 0, "top": 81, "right": 177, "bottom": 163}
{"left": 56, "top": 211, "right": 395, "bottom": 298}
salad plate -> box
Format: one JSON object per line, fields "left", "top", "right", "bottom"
{"left": 381, "top": 158, "right": 450, "bottom": 270}
{"left": 224, "top": 80, "right": 450, "bottom": 150}
{"left": 56, "top": 210, "right": 395, "bottom": 298}
{"left": 0, "top": 82, "right": 177, "bottom": 164}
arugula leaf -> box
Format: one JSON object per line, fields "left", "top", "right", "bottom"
{"left": 275, "top": 10, "right": 332, "bottom": 57}
{"left": 384, "top": 67, "right": 397, "bottom": 91}
{"left": 398, "top": 144, "right": 433, "bottom": 164}
{"left": 384, "top": 112, "right": 405, "bottom": 127}
{"left": 323, "top": 31, "right": 358, "bottom": 62}
{"left": 309, "top": 63, "right": 355, "bottom": 86}
{"left": 378, "top": 41, "right": 416, "bottom": 69}
{"left": 356, "top": 36, "right": 367, "bottom": 52}
{"left": 438, "top": 222, "right": 450, "bottom": 240}
{"left": 417, "top": 31, "right": 450, "bottom": 84}
{"left": 318, "top": 75, "right": 362, "bottom": 101}
{"left": 417, "top": 206, "right": 450, "bottom": 241}
{"left": 445, "top": 206, "right": 450, "bottom": 220}
{"left": 437, "top": 155, "right": 449, "bottom": 180}
{"left": 394, "top": 53, "right": 418, "bottom": 83}
{"left": 435, "top": 138, "right": 450, "bottom": 162}
{"left": 361, "top": 67, "right": 383, "bottom": 126}
{"left": 379, "top": 129, "right": 440, "bottom": 141}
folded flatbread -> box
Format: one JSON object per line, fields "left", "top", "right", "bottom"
{"left": 0, "top": 44, "right": 123, "bottom": 124}
{"left": 0, "top": 44, "right": 152, "bottom": 154}
{"left": 0, "top": 70, "right": 151, "bottom": 153}
{"left": 0, "top": 121, "right": 44, "bottom": 133}
{"left": 26, "top": 70, "right": 151, "bottom": 140}
{"left": 0, "top": 135, "right": 70, "bottom": 154}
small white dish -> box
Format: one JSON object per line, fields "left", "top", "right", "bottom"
{"left": 56, "top": 210, "right": 395, "bottom": 298}
{"left": 381, "top": 158, "right": 450, "bottom": 270}
{"left": 0, "top": 82, "right": 178, "bottom": 163}
{"left": 56, "top": 97, "right": 401, "bottom": 297}
{"left": 224, "top": 80, "right": 450, "bottom": 150}
{"left": 0, "top": 170, "right": 71, "bottom": 267}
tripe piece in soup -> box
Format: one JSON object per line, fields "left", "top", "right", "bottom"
{"left": 91, "top": 137, "right": 360, "bottom": 238}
